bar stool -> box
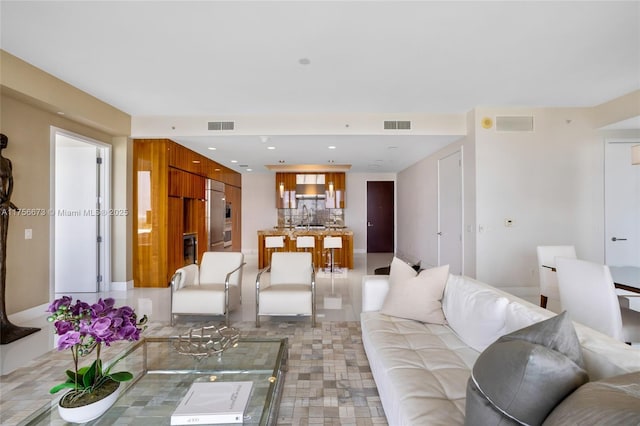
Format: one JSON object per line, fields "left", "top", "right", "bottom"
{"left": 296, "top": 236, "right": 316, "bottom": 265}
{"left": 264, "top": 236, "right": 284, "bottom": 267}
{"left": 323, "top": 236, "right": 343, "bottom": 309}
{"left": 323, "top": 236, "right": 342, "bottom": 273}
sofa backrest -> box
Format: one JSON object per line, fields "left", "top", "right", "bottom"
{"left": 199, "top": 251, "right": 244, "bottom": 285}
{"left": 443, "top": 274, "right": 640, "bottom": 381}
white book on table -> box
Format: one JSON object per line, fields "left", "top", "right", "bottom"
{"left": 171, "top": 381, "right": 253, "bottom": 425}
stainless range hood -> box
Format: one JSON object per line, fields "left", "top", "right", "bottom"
{"left": 295, "top": 174, "right": 326, "bottom": 199}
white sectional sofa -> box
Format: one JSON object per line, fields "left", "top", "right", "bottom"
{"left": 361, "top": 272, "right": 640, "bottom": 426}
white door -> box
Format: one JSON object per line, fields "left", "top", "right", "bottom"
{"left": 54, "top": 134, "right": 102, "bottom": 293}
{"left": 605, "top": 140, "right": 640, "bottom": 267}
{"left": 438, "top": 150, "right": 463, "bottom": 274}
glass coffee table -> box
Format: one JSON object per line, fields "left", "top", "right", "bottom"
{"left": 23, "top": 336, "right": 288, "bottom": 425}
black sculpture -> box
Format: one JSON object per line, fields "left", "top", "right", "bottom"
{"left": 0, "top": 133, "right": 40, "bottom": 344}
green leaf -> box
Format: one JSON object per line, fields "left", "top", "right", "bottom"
{"left": 108, "top": 371, "right": 133, "bottom": 382}
{"left": 83, "top": 361, "right": 98, "bottom": 388}
{"left": 49, "top": 381, "right": 78, "bottom": 394}
{"left": 65, "top": 369, "right": 81, "bottom": 383}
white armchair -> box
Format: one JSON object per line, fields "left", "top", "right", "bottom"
{"left": 255, "top": 252, "right": 316, "bottom": 327}
{"left": 171, "top": 252, "right": 245, "bottom": 326}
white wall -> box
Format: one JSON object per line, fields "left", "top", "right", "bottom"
{"left": 397, "top": 109, "right": 476, "bottom": 273}
{"left": 474, "top": 107, "right": 610, "bottom": 292}
{"left": 241, "top": 172, "right": 396, "bottom": 257}
{"left": 398, "top": 106, "right": 630, "bottom": 297}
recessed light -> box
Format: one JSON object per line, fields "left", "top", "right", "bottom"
{"left": 267, "top": 146, "right": 276, "bottom": 150}
{"left": 231, "top": 160, "right": 238, "bottom": 163}
{"left": 192, "top": 160, "right": 200, "bottom": 164}
{"left": 214, "top": 168, "right": 221, "bottom": 172}
{"left": 328, "top": 146, "right": 336, "bottom": 150}
{"left": 57, "top": 111, "right": 65, "bottom": 115}
{"left": 208, "top": 147, "right": 217, "bottom": 150}
{"left": 246, "top": 168, "right": 253, "bottom": 172}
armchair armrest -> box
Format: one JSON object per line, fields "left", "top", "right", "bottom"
{"left": 171, "top": 264, "right": 199, "bottom": 292}
{"left": 362, "top": 275, "right": 390, "bottom": 312}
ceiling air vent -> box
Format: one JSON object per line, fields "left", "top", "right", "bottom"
{"left": 208, "top": 121, "right": 235, "bottom": 131}
{"left": 495, "top": 116, "right": 534, "bottom": 132}
{"left": 384, "top": 120, "right": 411, "bottom": 130}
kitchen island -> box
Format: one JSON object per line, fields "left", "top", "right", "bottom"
{"left": 257, "top": 228, "right": 354, "bottom": 270}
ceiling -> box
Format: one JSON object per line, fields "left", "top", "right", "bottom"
{"left": 1, "top": 1, "right": 639, "bottom": 173}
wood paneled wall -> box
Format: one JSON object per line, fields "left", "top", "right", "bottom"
{"left": 133, "top": 139, "right": 242, "bottom": 287}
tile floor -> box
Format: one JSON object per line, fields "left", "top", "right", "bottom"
{"left": 0, "top": 252, "right": 394, "bottom": 425}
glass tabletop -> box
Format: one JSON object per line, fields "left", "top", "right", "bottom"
{"left": 23, "top": 337, "right": 288, "bottom": 426}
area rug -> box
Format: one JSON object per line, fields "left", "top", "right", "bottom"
{"left": 152, "top": 320, "right": 388, "bottom": 425}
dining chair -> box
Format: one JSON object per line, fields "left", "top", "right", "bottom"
{"left": 171, "top": 251, "right": 245, "bottom": 326}
{"left": 555, "top": 257, "right": 640, "bottom": 344}
{"left": 536, "top": 245, "right": 576, "bottom": 310}
{"left": 255, "top": 252, "right": 316, "bottom": 327}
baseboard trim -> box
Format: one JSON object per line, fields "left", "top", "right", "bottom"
{"left": 109, "top": 280, "right": 134, "bottom": 292}
{"left": 8, "top": 303, "right": 49, "bottom": 323}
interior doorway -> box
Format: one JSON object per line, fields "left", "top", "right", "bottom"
{"left": 437, "top": 150, "right": 463, "bottom": 274}
{"left": 605, "top": 140, "right": 640, "bottom": 267}
{"left": 51, "top": 129, "right": 111, "bottom": 294}
{"left": 366, "top": 181, "right": 394, "bottom": 253}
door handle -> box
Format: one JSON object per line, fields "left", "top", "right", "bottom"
{"left": 437, "top": 232, "right": 443, "bottom": 236}
{"left": 367, "top": 222, "right": 373, "bottom": 227}
{"left": 611, "top": 237, "right": 628, "bottom": 241}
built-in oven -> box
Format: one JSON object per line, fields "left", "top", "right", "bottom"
{"left": 183, "top": 233, "right": 197, "bottom": 264}
{"left": 223, "top": 203, "right": 232, "bottom": 248}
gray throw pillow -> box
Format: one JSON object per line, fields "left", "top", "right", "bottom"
{"left": 543, "top": 371, "right": 640, "bottom": 425}
{"left": 464, "top": 311, "right": 589, "bottom": 426}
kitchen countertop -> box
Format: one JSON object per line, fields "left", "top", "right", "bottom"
{"left": 258, "top": 227, "right": 353, "bottom": 236}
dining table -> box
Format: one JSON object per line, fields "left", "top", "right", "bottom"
{"left": 609, "top": 266, "right": 640, "bottom": 294}
{"left": 542, "top": 264, "right": 640, "bottom": 293}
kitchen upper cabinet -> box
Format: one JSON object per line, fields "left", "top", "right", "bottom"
{"left": 134, "top": 138, "right": 242, "bottom": 288}
{"left": 275, "top": 172, "right": 346, "bottom": 208}
{"left": 275, "top": 172, "right": 297, "bottom": 208}
{"left": 169, "top": 168, "right": 206, "bottom": 199}
{"left": 325, "top": 172, "right": 346, "bottom": 208}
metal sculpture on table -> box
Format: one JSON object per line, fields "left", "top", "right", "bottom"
{"left": 0, "top": 134, "right": 40, "bottom": 344}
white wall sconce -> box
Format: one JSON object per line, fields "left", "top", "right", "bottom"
{"left": 279, "top": 182, "right": 285, "bottom": 198}
{"left": 328, "top": 181, "right": 334, "bottom": 198}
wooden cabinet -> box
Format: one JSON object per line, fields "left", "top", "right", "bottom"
{"left": 169, "top": 168, "right": 205, "bottom": 199}
{"left": 225, "top": 184, "right": 242, "bottom": 251}
{"left": 257, "top": 231, "right": 353, "bottom": 270}
{"left": 134, "top": 139, "right": 242, "bottom": 287}
{"left": 275, "top": 172, "right": 297, "bottom": 208}
{"left": 325, "top": 172, "right": 346, "bottom": 208}
{"left": 275, "top": 172, "right": 346, "bottom": 208}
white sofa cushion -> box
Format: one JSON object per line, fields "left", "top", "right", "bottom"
{"left": 442, "top": 275, "right": 509, "bottom": 352}
{"left": 361, "top": 311, "right": 479, "bottom": 426}
{"left": 381, "top": 264, "right": 449, "bottom": 324}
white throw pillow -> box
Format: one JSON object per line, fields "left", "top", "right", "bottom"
{"left": 443, "top": 275, "right": 509, "bottom": 352}
{"left": 388, "top": 256, "right": 417, "bottom": 287}
{"left": 381, "top": 264, "right": 450, "bottom": 324}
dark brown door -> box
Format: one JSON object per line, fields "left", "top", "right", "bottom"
{"left": 367, "top": 181, "right": 394, "bottom": 252}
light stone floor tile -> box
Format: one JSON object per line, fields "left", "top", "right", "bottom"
{"left": 0, "top": 253, "right": 394, "bottom": 425}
